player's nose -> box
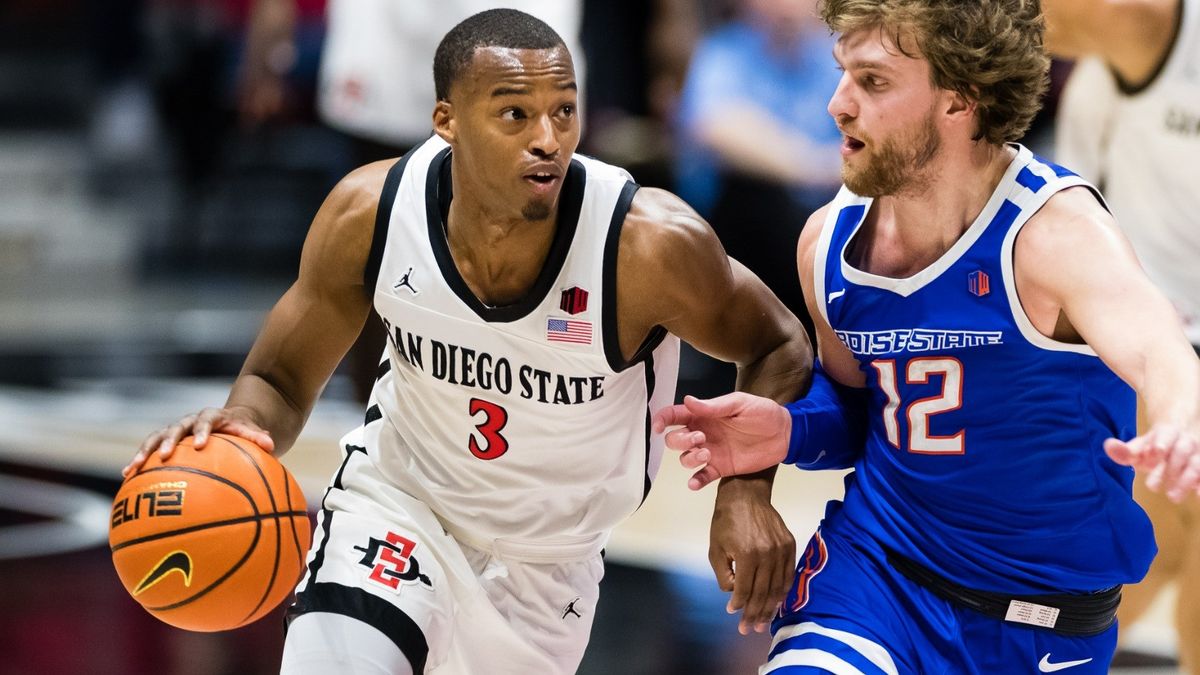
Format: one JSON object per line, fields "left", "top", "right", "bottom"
{"left": 827, "top": 74, "right": 857, "bottom": 121}
{"left": 528, "top": 114, "right": 560, "bottom": 158}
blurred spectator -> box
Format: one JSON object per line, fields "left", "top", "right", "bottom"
{"left": 1046, "top": 0, "right": 1200, "bottom": 670}
{"left": 579, "top": 0, "right": 704, "bottom": 188}
{"left": 674, "top": 0, "right": 841, "bottom": 339}
{"left": 240, "top": 0, "right": 582, "bottom": 157}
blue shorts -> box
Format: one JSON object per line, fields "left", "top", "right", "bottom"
{"left": 764, "top": 507, "right": 1118, "bottom": 675}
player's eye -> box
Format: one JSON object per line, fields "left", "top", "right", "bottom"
{"left": 501, "top": 108, "right": 527, "bottom": 121}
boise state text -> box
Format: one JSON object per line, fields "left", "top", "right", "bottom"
{"left": 384, "top": 319, "right": 604, "bottom": 406}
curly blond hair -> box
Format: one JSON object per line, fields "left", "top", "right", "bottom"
{"left": 819, "top": 0, "right": 1049, "bottom": 145}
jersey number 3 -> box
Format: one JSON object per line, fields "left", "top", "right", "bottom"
{"left": 870, "top": 357, "right": 964, "bottom": 454}
{"left": 468, "top": 398, "right": 510, "bottom": 460}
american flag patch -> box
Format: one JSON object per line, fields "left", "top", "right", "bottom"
{"left": 547, "top": 318, "right": 592, "bottom": 345}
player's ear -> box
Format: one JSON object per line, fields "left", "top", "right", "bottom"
{"left": 944, "top": 87, "right": 976, "bottom": 122}
{"left": 433, "top": 100, "right": 456, "bottom": 144}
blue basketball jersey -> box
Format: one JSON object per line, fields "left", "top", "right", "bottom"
{"left": 813, "top": 145, "right": 1155, "bottom": 594}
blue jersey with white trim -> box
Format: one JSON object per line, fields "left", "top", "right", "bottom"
{"left": 814, "top": 145, "right": 1154, "bottom": 594}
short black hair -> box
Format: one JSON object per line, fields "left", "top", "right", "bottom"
{"left": 433, "top": 9, "right": 568, "bottom": 101}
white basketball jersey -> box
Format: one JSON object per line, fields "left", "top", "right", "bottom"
{"left": 351, "top": 135, "right": 680, "bottom": 548}
{"left": 1056, "top": 0, "right": 1200, "bottom": 343}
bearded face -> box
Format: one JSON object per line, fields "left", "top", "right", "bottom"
{"left": 841, "top": 109, "right": 941, "bottom": 198}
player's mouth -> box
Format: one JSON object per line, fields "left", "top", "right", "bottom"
{"left": 523, "top": 165, "right": 563, "bottom": 196}
{"left": 841, "top": 134, "right": 866, "bottom": 156}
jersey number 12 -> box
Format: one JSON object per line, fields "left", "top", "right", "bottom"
{"left": 870, "top": 357, "right": 965, "bottom": 454}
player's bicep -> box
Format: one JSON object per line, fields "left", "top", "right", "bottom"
{"left": 798, "top": 206, "right": 865, "bottom": 389}
{"left": 661, "top": 239, "right": 798, "bottom": 367}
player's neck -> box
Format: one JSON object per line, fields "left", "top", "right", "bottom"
{"left": 852, "top": 143, "right": 1013, "bottom": 277}
{"left": 877, "top": 142, "right": 1014, "bottom": 251}
{"left": 444, "top": 197, "right": 558, "bottom": 307}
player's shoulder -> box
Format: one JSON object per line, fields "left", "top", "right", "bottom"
{"left": 622, "top": 187, "right": 718, "bottom": 263}
{"left": 299, "top": 159, "right": 397, "bottom": 279}
{"left": 1015, "top": 185, "right": 1129, "bottom": 278}
{"left": 1023, "top": 185, "right": 1118, "bottom": 245}
{"left": 800, "top": 202, "right": 836, "bottom": 247}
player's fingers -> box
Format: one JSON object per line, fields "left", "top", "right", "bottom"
{"left": 1104, "top": 437, "right": 1145, "bottom": 468}
{"left": 688, "top": 464, "right": 723, "bottom": 491}
{"left": 217, "top": 420, "right": 276, "bottom": 453}
{"left": 157, "top": 414, "right": 199, "bottom": 459}
{"left": 740, "top": 561, "right": 777, "bottom": 634}
{"left": 664, "top": 427, "right": 703, "bottom": 452}
{"left": 682, "top": 393, "right": 744, "bottom": 419}
{"left": 192, "top": 407, "right": 232, "bottom": 448}
{"left": 122, "top": 449, "right": 150, "bottom": 478}
{"left": 708, "top": 548, "right": 735, "bottom": 594}
{"left": 1158, "top": 429, "right": 1188, "bottom": 483}
{"left": 652, "top": 405, "right": 694, "bottom": 434}
{"left": 727, "top": 560, "right": 761, "bottom": 636}
{"left": 678, "top": 448, "right": 711, "bottom": 470}
{"left": 1166, "top": 437, "right": 1200, "bottom": 501}
{"left": 772, "top": 544, "right": 797, "bottom": 620}
{"left": 127, "top": 431, "right": 169, "bottom": 476}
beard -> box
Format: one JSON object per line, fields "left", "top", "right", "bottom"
{"left": 521, "top": 200, "right": 552, "bottom": 221}
{"left": 842, "top": 112, "right": 941, "bottom": 198}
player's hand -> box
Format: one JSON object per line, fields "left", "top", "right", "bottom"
{"left": 709, "top": 474, "right": 796, "bottom": 635}
{"left": 123, "top": 407, "right": 274, "bottom": 478}
{"left": 653, "top": 393, "right": 791, "bottom": 490}
{"left": 1105, "top": 423, "right": 1200, "bottom": 502}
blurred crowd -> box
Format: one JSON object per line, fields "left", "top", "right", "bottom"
{"left": 8, "top": 0, "right": 1068, "bottom": 284}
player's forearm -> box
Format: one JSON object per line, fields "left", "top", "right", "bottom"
{"left": 734, "top": 331, "right": 813, "bottom": 405}
{"left": 1138, "top": 345, "right": 1200, "bottom": 429}
{"left": 715, "top": 333, "right": 810, "bottom": 500}
{"left": 225, "top": 371, "right": 314, "bottom": 457}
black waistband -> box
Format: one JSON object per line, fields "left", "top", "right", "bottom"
{"left": 886, "top": 551, "right": 1121, "bottom": 637}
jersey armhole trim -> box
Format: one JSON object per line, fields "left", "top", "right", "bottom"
{"left": 602, "top": 181, "right": 648, "bottom": 372}
{"left": 1000, "top": 177, "right": 1102, "bottom": 356}
{"left": 812, "top": 200, "right": 843, "bottom": 328}
{"left": 364, "top": 148, "right": 419, "bottom": 297}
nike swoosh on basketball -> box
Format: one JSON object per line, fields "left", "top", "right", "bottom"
{"left": 134, "top": 550, "right": 193, "bottom": 596}
{"left": 827, "top": 289, "right": 846, "bottom": 302}
{"left": 1038, "top": 654, "right": 1093, "bottom": 672}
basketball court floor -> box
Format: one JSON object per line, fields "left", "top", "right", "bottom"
{"left": 0, "top": 131, "right": 1184, "bottom": 674}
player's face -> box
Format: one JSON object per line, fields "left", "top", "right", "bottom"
{"left": 827, "top": 26, "right": 943, "bottom": 197}
{"left": 436, "top": 45, "right": 580, "bottom": 221}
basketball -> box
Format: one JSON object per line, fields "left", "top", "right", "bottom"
{"left": 109, "top": 433, "right": 312, "bottom": 632}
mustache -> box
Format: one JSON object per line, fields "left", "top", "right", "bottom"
{"left": 838, "top": 125, "right": 869, "bottom": 142}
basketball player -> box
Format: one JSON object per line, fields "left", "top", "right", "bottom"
{"left": 123, "top": 9, "right": 809, "bottom": 674}
{"left": 654, "top": 0, "right": 1200, "bottom": 672}
{"left": 1046, "top": 2, "right": 1200, "bottom": 670}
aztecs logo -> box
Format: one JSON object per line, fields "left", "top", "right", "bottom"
{"left": 559, "top": 286, "right": 588, "bottom": 315}
{"left": 785, "top": 530, "right": 828, "bottom": 614}
{"left": 353, "top": 532, "right": 433, "bottom": 591}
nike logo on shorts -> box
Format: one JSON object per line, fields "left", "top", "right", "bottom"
{"left": 1038, "top": 654, "right": 1093, "bottom": 672}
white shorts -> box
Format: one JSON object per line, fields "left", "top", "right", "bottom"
{"left": 282, "top": 448, "right": 605, "bottom": 674}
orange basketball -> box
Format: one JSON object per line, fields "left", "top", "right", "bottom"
{"left": 109, "top": 433, "right": 312, "bottom": 632}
